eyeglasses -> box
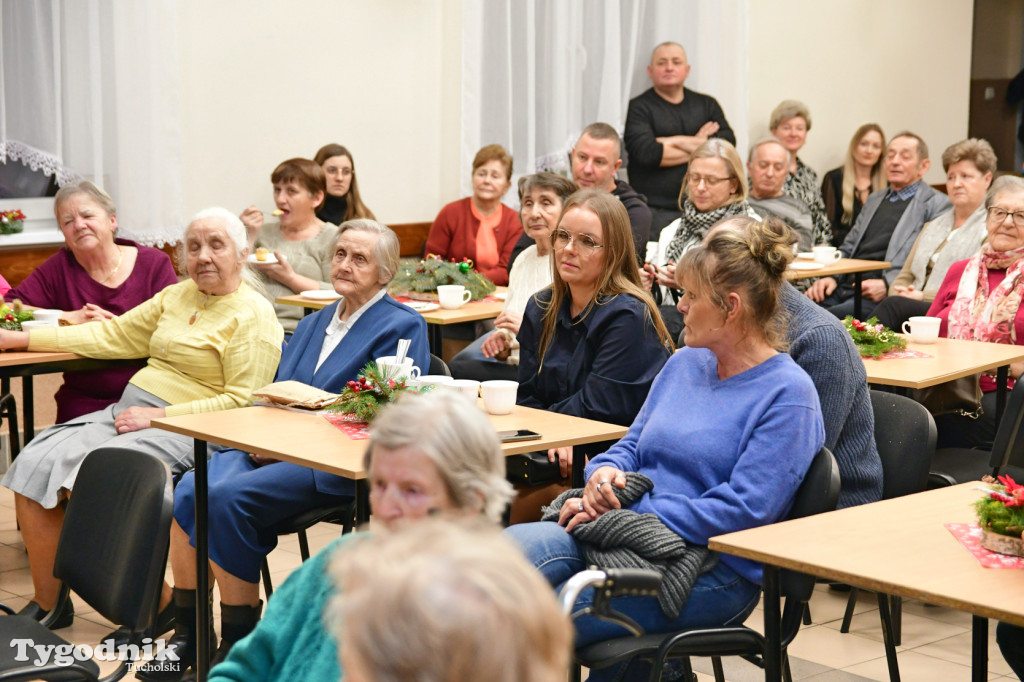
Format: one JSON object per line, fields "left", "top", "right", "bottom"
{"left": 687, "top": 174, "right": 731, "bottom": 188}
{"left": 987, "top": 206, "right": 1024, "bottom": 227}
{"left": 552, "top": 228, "right": 604, "bottom": 255}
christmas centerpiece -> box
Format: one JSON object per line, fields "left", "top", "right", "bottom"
{"left": 842, "top": 316, "right": 906, "bottom": 358}
{"left": 976, "top": 474, "right": 1024, "bottom": 557}
{"left": 388, "top": 255, "right": 496, "bottom": 301}
{"left": 323, "top": 361, "right": 430, "bottom": 423}
{"left": 0, "top": 209, "right": 26, "bottom": 235}
{"left": 0, "top": 297, "right": 35, "bottom": 331}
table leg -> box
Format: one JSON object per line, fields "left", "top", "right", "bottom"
{"left": 303, "top": 307, "right": 314, "bottom": 317}
{"left": 427, "top": 324, "right": 443, "bottom": 357}
{"left": 972, "top": 616, "right": 988, "bottom": 682}
{"left": 877, "top": 593, "right": 901, "bottom": 682}
{"left": 194, "top": 438, "right": 211, "bottom": 682}
{"left": 762, "top": 565, "right": 782, "bottom": 682}
{"left": 355, "top": 479, "right": 370, "bottom": 525}
{"left": 22, "top": 376, "right": 34, "bottom": 444}
{"left": 996, "top": 366, "right": 1009, "bottom": 429}
{"left": 853, "top": 273, "right": 863, "bottom": 319}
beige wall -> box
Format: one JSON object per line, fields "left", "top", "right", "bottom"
{"left": 177, "top": 0, "right": 462, "bottom": 224}
{"left": 747, "top": 0, "right": 974, "bottom": 185}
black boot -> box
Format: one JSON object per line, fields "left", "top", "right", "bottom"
{"left": 17, "top": 583, "right": 74, "bottom": 629}
{"left": 98, "top": 597, "right": 175, "bottom": 649}
{"left": 182, "top": 601, "right": 263, "bottom": 681}
{"left": 135, "top": 588, "right": 216, "bottom": 682}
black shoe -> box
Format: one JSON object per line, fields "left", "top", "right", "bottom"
{"left": 134, "top": 627, "right": 216, "bottom": 682}
{"left": 99, "top": 599, "right": 176, "bottom": 649}
{"left": 18, "top": 586, "right": 74, "bottom": 630}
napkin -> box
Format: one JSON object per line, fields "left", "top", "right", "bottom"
{"left": 253, "top": 381, "right": 340, "bottom": 410}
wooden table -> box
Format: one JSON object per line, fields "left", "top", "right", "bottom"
{"left": 786, "top": 258, "right": 890, "bottom": 319}
{"left": 152, "top": 403, "right": 626, "bottom": 681}
{"left": 0, "top": 351, "right": 144, "bottom": 446}
{"left": 709, "top": 483, "right": 1024, "bottom": 682}
{"left": 862, "top": 336, "right": 1024, "bottom": 425}
{"left": 276, "top": 289, "right": 509, "bottom": 355}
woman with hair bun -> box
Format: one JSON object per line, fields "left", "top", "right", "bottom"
{"left": 507, "top": 215, "right": 824, "bottom": 680}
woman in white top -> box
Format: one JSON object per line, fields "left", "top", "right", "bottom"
{"left": 450, "top": 173, "right": 577, "bottom": 382}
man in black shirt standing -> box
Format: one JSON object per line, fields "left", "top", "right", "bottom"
{"left": 624, "top": 42, "right": 735, "bottom": 235}
{"left": 806, "top": 132, "right": 951, "bottom": 318}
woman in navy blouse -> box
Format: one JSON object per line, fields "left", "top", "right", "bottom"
{"left": 516, "top": 189, "right": 674, "bottom": 481}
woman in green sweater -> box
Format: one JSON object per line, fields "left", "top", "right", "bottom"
{"left": 0, "top": 207, "right": 283, "bottom": 630}
{"left": 203, "top": 390, "right": 514, "bottom": 682}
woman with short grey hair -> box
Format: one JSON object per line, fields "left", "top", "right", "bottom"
{"left": 199, "top": 391, "right": 514, "bottom": 682}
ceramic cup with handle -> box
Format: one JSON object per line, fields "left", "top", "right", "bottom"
{"left": 450, "top": 378, "right": 481, "bottom": 399}
{"left": 437, "top": 285, "right": 472, "bottom": 310}
{"left": 812, "top": 245, "right": 842, "bottom": 264}
{"left": 30, "top": 309, "right": 62, "bottom": 325}
{"left": 375, "top": 355, "right": 421, "bottom": 382}
{"left": 901, "top": 316, "right": 941, "bottom": 344}
{"left": 480, "top": 379, "right": 518, "bottom": 415}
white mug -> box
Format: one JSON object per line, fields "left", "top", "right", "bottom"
{"left": 813, "top": 246, "right": 842, "bottom": 264}
{"left": 450, "top": 379, "right": 481, "bottom": 399}
{"left": 375, "top": 355, "right": 421, "bottom": 381}
{"left": 901, "top": 316, "right": 941, "bottom": 344}
{"left": 20, "top": 320, "right": 56, "bottom": 330}
{"left": 437, "top": 285, "right": 472, "bottom": 310}
{"left": 416, "top": 375, "right": 455, "bottom": 389}
{"left": 30, "top": 309, "right": 62, "bottom": 324}
{"left": 480, "top": 380, "right": 518, "bottom": 415}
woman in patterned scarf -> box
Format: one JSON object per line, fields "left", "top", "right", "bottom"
{"left": 770, "top": 100, "right": 832, "bottom": 245}
{"left": 926, "top": 176, "right": 1024, "bottom": 449}
{"left": 646, "top": 138, "right": 759, "bottom": 340}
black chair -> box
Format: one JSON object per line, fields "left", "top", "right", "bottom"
{"left": 929, "top": 377, "right": 1024, "bottom": 488}
{"left": 570, "top": 447, "right": 841, "bottom": 682}
{"left": 837, "top": 390, "right": 936, "bottom": 680}
{"left": 259, "top": 501, "right": 356, "bottom": 597}
{"left": 429, "top": 353, "right": 451, "bottom": 377}
{"left": 0, "top": 388, "right": 20, "bottom": 461}
{"left": 0, "top": 447, "right": 173, "bottom": 681}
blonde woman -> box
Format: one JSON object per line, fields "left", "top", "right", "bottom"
{"left": 821, "top": 124, "right": 887, "bottom": 246}
{"left": 770, "top": 99, "right": 832, "bottom": 244}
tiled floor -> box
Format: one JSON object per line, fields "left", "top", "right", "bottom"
{"left": 0, "top": 483, "right": 1017, "bottom": 681}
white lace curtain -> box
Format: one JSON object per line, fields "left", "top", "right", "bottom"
{"left": 0, "top": 0, "right": 182, "bottom": 245}
{"left": 460, "top": 0, "right": 749, "bottom": 201}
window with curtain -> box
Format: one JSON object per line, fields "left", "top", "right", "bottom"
{"left": 460, "top": 0, "right": 749, "bottom": 202}
{"left": 0, "top": 0, "right": 182, "bottom": 246}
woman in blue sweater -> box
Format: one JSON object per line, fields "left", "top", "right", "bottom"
{"left": 507, "top": 217, "right": 824, "bottom": 679}
{"left": 136, "top": 220, "right": 430, "bottom": 681}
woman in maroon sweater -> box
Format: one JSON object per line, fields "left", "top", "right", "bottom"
{"left": 927, "top": 176, "right": 1024, "bottom": 448}
{"left": 424, "top": 144, "right": 522, "bottom": 285}
{"left": 8, "top": 182, "right": 177, "bottom": 422}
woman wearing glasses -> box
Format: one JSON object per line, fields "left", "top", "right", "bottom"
{"left": 646, "top": 138, "right": 758, "bottom": 339}
{"left": 514, "top": 189, "right": 673, "bottom": 501}
{"left": 926, "top": 176, "right": 1024, "bottom": 448}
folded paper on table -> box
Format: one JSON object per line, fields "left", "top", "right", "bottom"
{"left": 253, "top": 380, "right": 340, "bottom": 410}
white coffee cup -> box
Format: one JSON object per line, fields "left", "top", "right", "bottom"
{"left": 375, "top": 355, "right": 421, "bottom": 382}
{"left": 416, "top": 375, "right": 455, "bottom": 389}
{"left": 450, "top": 379, "right": 481, "bottom": 399}
{"left": 901, "top": 316, "right": 941, "bottom": 344}
{"left": 813, "top": 246, "right": 842, "bottom": 264}
{"left": 437, "top": 285, "right": 472, "bottom": 310}
{"left": 480, "top": 379, "right": 518, "bottom": 415}
{"left": 30, "top": 309, "right": 62, "bottom": 324}
{"left": 20, "top": 320, "right": 56, "bottom": 330}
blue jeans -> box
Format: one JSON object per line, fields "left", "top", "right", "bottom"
{"left": 505, "top": 521, "right": 760, "bottom": 653}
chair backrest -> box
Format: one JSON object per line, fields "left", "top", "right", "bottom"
{"left": 988, "top": 378, "right": 1024, "bottom": 472}
{"left": 870, "top": 390, "right": 936, "bottom": 499}
{"left": 54, "top": 447, "right": 173, "bottom": 631}
{"left": 429, "top": 353, "right": 452, "bottom": 377}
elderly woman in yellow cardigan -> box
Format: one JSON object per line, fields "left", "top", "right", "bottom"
{"left": 0, "top": 207, "right": 283, "bottom": 630}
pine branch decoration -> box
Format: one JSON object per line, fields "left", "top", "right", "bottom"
{"left": 842, "top": 316, "right": 906, "bottom": 358}
{"left": 323, "top": 361, "right": 430, "bottom": 422}
{"left": 388, "top": 255, "right": 496, "bottom": 300}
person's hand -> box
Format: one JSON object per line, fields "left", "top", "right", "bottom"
{"left": 249, "top": 453, "right": 280, "bottom": 466}
{"left": 113, "top": 406, "right": 165, "bottom": 434}
{"left": 251, "top": 251, "right": 295, "bottom": 285}
{"left": 861, "top": 278, "right": 888, "bottom": 302}
{"left": 557, "top": 496, "right": 592, "bottom": 530}
{"left": 61, "top": 304, "right": 116, "bottom": 325}
{"left": 493, "top": 310, "right": 523, "bottom": 335}
{"left": 547, "top": 446, "right": 573, "bottom": 479}
{"left": 582, "top": 465, "right": 627, "bottom": 516}
{"left": 696, "top": 121, "right": 721, "bottom": 139}
{"left": 640, "top": 265, "right": 655, "bottom": 289}
{"left": 805, "top": 277, "right": 837, "bottom": 303}
{"left": 652, "top": 262, "right": 677, "bottom": 289}
{"left": 480, "top": 330, "right": 511, "bottom": 360}
{"left": 0, "top": 329, "right": 29, "bottom": 351}
{"left": 239, "top": 206, "right": 263, "bottom": 238}
{"left": 892, "top": 285, "right": 924, "bottom": 301}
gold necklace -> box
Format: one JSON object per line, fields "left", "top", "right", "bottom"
{"left": 99, "top": 246, "right": 124, "bottom": 284}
